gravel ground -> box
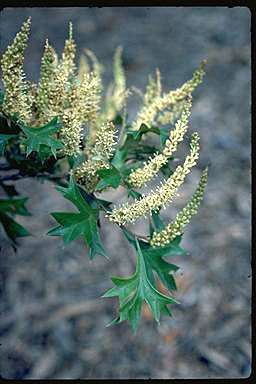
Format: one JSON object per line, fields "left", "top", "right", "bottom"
{"left": 0, "top": 7, "right": 251, "bottom": 379}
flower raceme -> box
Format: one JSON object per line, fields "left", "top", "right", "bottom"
{"left": 1, "top": 17, "right": 32, "bottom": 123}
{"left": 150, "top": 167, "right": 208, "bottom": 247}
{"left": 128, "top": 94, "right": 193, "bottom": 188}
{"left": 108, "top": 132, "right": 200, "bottom": 225}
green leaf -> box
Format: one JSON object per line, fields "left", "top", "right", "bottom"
{"left": 77, "top": 186, "right": 112, "bottom": 212}
{"left": 149, "top": 210, "right": 165, "bottom": 236}
{"left": 112, "top": 129, "right": 158, "bottom": 172}
{"left": 0, "top": 212, "right": 30, "bottom": 247}
{"left": 111, "top": 147, "right": 127, "bottom": 169}
{"left": 0, "top": 197, "right": 31, "bottom": 249}
{"left": 160, "top": 126, "right": 171, "bottom": 149}
{"left": 95, "top": 166, "right": 122, "bottom": 191}
{"left": 112, "top": 114, "right": 123, "bottom": 126}
{"left": 127, "top": 188, "right": 142, "bottom": 200}
{"left": 103, "top": 237, "right": 180, "bottom": 333}
{"left": 143, "top": 243, "right": 179, "bottom": 292}
{"left": 0, "top": 197, "right": 31, "bottom": 216}
{"left": 144, "top": 235, "right": 188, "bottom": 259}
{"left": 0, "top": 133, "right": 19, "bottom": 155}
{"left": 68, "top": 152, "right": 87, "bottom": 169}
{"left": 123, "top": 226, "right": 186, "bottom": 304}
{"left": 20, "top": 117, "right": 64, "bottom": 159}
{"left": 160, "top": 161, "right": 174, "bottom": 179}
{"left": 48, "top": 175, "right": 107, "bottom": 259}
{"left": 0, "top": 112, "right": 21, "bottom": 135}
{"left": 126, "top": 123, "right": 160, "bottom": 142}
{"left": 0, "top": 90, "right": 4, "bottom": 106}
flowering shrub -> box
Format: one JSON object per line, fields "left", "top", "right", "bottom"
{"left": 0, "top": 18, "right": 208, "bottom": 332}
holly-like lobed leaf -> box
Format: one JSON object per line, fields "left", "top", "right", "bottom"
{"left": 0, "top": 111, "right": 22, "bottom": 135}
{"left": 159, "top": 126, "right": 171, "bottom": 149}
{"left": 95, "top": 166, "right": 122, "bottom": 191}
{"left": 0, "top": 197, "right": 31, "bottom": 249}
{"left": 126, "top": 123, "right": 160, "bottom": 142}
{"left": 0, "top": 133, "right": 19, "bottom": 155}
{"left": 0, "top": 212, "right": 30, "bottom": 248}
{"left": 149, "top": 210, "right": 165, "bottom": 237}
{"left": 0, "top": 197, "right": 31, "bottom": 216}
{"left": 47, "top": 175, "right": 107, "bottom": 259}
{"left": 20, "top": 117, "right": 64, "bottom": 159}
{"left": 103, "top": 236, "right": 180, "bottom": 333}
{"left": 127, "top": 187, "right": 142, "bottom": 200}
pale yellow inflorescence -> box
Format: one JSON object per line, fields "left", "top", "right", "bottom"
{"left": 144, "top": 68, "right": 162, "bottom": 106}
{"left": 128, "top": 94, "right": 192, "bottom": 188}
{"left": 36, "top": 32, "right": 101, "bottom": 156}
{"left": 150, "top": 167, "right": 208, "bottom": 247}
{"left": 131, "top": 60, "right": 206, "bottom": 131}
{"left": 104, "top": 46, "right": 130, "bottom": 121}
{"left": 74, "top": 121, "right": 117, "bottom": 191}
{"left": 62, "top": 22, "right": 76, "bottom": 78}
{"left": 80, "top": 71, "right": 102, "bottom": 131}
{"left": 1, "top": 18, "right": 104, "bottom": 157}
{"left": 156, "top": 99, "right": 186, "bottom": 126}
{"left": 108, "top": 132, "right": 200, "bottom": 225}
{"left": 1, "top": 17, "right": 32, "bottom": 123}
{"left": 37, "top": 39, "right": 61, "bottom": 120}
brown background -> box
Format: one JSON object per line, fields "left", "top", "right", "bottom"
{"left": 0, "top": 6, "right": 251, "bottom": 379}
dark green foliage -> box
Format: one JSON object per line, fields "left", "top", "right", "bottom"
{"left": 0, "top": 133, "right": 19, "bottom": 155}
{"left": 103, "top": 228, "right": 187, "bottom": 333}
{"left": 0, "top": 197, "right": 31, "bottom": 249}
{"left": 48, "top": 175, "right": 107, "bottom": 259}
{"left": 103, "top": 237, "right": 182, "bottom": 333}
{"left": 126, "top": 123, "right": 160, "bottom": 141}
{"left": 95, "top": 166, "right": 122, "bottom": 191}
{"left": 20, "top": 117, "right": 64, "bottom": 159}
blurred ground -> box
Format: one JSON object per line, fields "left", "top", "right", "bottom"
{"left": 0, "top": 7, "right": 251, "bottom": 379}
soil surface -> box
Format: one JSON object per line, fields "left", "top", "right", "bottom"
{"left": 0, "top": 7, "right": 251, "bottom": 379}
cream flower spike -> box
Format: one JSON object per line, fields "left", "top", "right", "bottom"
{"left": 74, "top": 121, "right": 117, "bottom": 191}
{"left": 37, "top": 38, "right": 59, "bottom": 118}
{"left": 104, "top": 46, "right": 130, "bottom": 121}
{"left": 108, "top": 131, "right": 200, "bottom": 226}
{"left": 128, "top": 94, "right": 193, "bottom": 188}
{"left": 132, "top": 60, "right": 206, "bottom": 131}
{"left": 150, "top": 167, "right": 208, "bottom": 247}
{"left": 59, "top": 72, "right": 101, "bottom": 156}
{"left": 62, "top": 22, "right": 76, "bottom": 78}
{"left": 1, "top": 17, "right": 32, "bottom": 122}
